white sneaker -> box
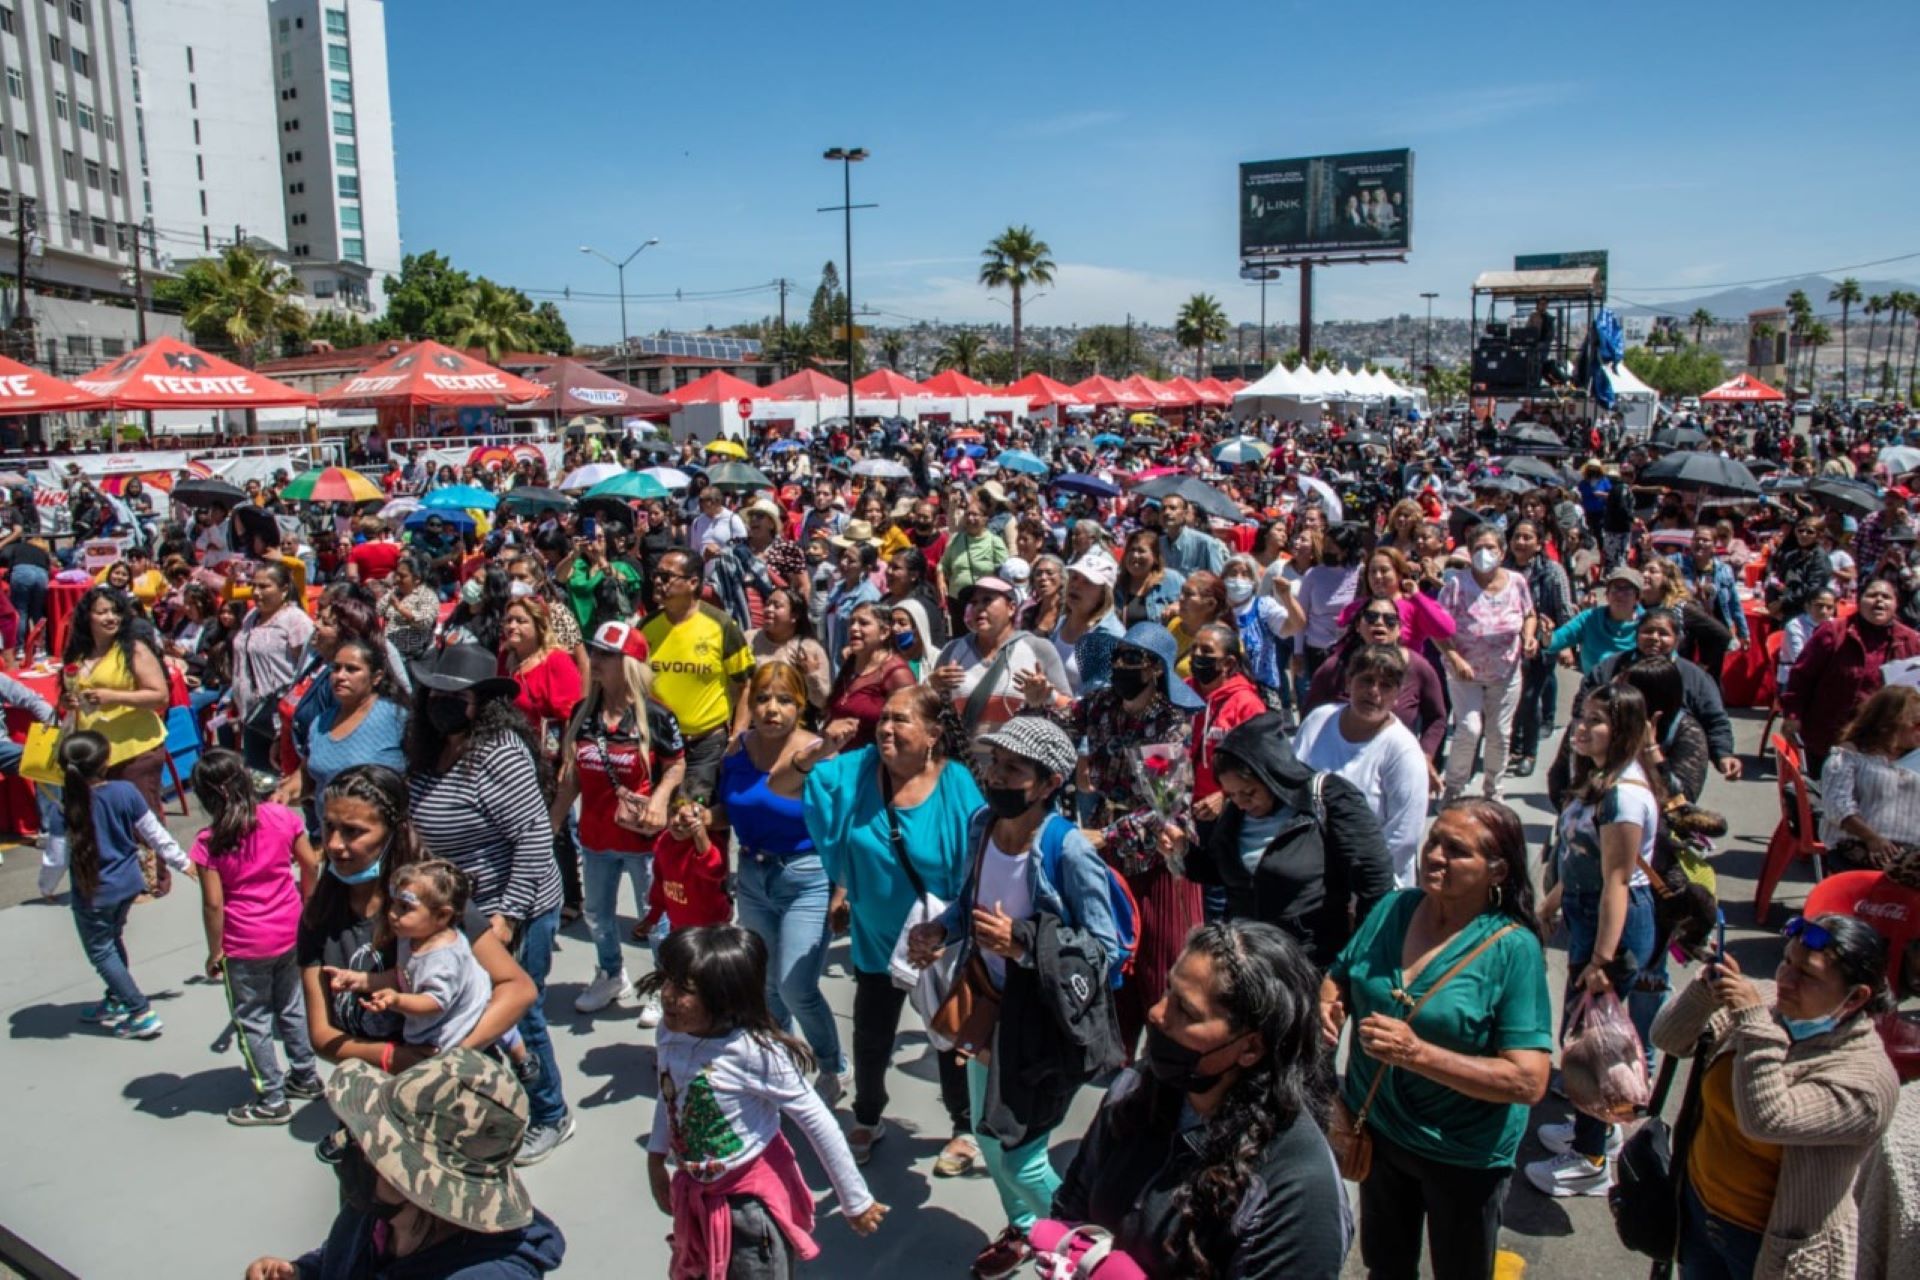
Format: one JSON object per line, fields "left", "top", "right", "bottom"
{"left": 815, "top": 1068, "right": 851, "bottom": 1109}
{"left": 636, "top": 993, "right": 664, "bottom": 1028}
{"left": 1524, "top": 1150, "right": 1612, "bottom": 1197}
{"left": 1537, "top": 1120, "right": 1623, "bottom": 1157}
{"left": 573, "top": 969, "right": 634, "bottom": 1014}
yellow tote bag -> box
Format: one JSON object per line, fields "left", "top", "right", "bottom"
{"left": 21, "top": 723, "right": 63, "bottom": 787}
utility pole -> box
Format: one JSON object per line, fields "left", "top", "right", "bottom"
{"left": 821, "top": 148, "right": 873, "bottom": 429}
{"left": 774, "top": 277, "right": 791, "bottom": 378}
{"left": 579, "top": 239, "right": 659, "bottom": 383}
{"left": 1419, "top": 291, "right": 1438, "bottom": 373}
{"left": 9, "top": 197, "right": 36, "bottom": 365}
{"left": 1125, "top": 312, "right": 1133, "bottom": 373}
{"left": 127, "top": 222, "right": 149, "bottom": 344}
{"left": 1298, "top": 265, "right": 1314, "bottom": 369}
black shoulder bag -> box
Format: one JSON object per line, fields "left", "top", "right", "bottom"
{"left": 1609, "top": 1032, "right": 1710, "bottom": 1270}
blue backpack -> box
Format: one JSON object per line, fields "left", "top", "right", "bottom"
{"left": 1035, "top": 814, "right": 1141, "bottom": 990}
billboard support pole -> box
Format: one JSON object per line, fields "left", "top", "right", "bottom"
{"left": 1259, "top": 274, "right": 1269, "bottom": 368}
{"left": 1299, "top": 263, "right": 1314, "bottom": 367}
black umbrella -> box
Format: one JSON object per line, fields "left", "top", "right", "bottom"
{"left": 1051, "top": 472, "right": 1121, "bottom": 499}
{"left": 627, "top": 438, "right": 675, "bottom": 456}
{"left": 1493, "top": 424, "right": 1574, "bottom": 456}
{"left": 575, "top": 494, "right": 637, "bottom": 527}
{"left": 705, "top": 461, "right": 774, "bottom": 492}
{"left": 1805, "top": 476, "right": 1882, "bottom": 516}
{"left": 1127, "top": 435, "right": 1162, "bottom": 448}
{"left": 1472, "top": 471, "right": 1534, "bottom": 495}
{"left": 1650, "top": 426, "right": 1709, "bottom": 451}
{"left": 1494, "top": 455, "right": 1563, "bottom": 485}
{"left": 1639, "top": 452, "right": 1760, "bottom": 496}
{"left": 1131, "top": 474, "right": 1245, "bottom": 523}
{"left": 497, "top": 486, "right": 575, "bottom": 516}
{"left": 170, "top": 478, "right": 248, "bottom": 508}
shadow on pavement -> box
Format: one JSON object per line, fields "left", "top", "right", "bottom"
{"left": 124, "top": 1065, "right": 255, "bottom": 1119}
{"left": 9, "top": 990, "right": 181, "bottom": 1040}
{"left": 574, "top": 1041, "right": 657, "bottom": 1110}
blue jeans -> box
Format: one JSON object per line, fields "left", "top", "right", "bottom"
{"left": 511, "top": 905, "right": 569, "bottom": 1128}
{"left": 10, "top": 563, "right": 47, "bottom": 642}
{"left": 72, "top": 897, "right": 147, "bottom": 1016}
{"left": 580, "top": 846, "right": 652, "bottom": 977}
{"left": 1680, "top": 1182, "right": 1764, "bottom": 1280}
{"left": 733, "top": 853, "right": 845, "bottom": 1074}
{"left": 1564, "top": 882, "right": 1661, "bottom": 1158}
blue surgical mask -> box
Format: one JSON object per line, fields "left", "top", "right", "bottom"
{"left": 327, "top": 858, "right": 383, "bottom": 885}
{"left": 1779, "top": 1009, "right": 1843, "bottom": 1042}
{"left": 893, "top": 630, "right": 917, "bottom": 652}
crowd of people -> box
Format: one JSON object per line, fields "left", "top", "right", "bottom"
{"left": 19, "top": 394, "right": 1920, "bottom": 1280}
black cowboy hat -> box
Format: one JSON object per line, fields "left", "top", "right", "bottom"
{"left": 410, "top": 643, "right": 519, "bottom": 699}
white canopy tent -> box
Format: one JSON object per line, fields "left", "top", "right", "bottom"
{"left": 1603, "top": 362, "right": 1661, "bottom": 435}
{"left": 1231, "top": 362, "right": 1325, "bottom": 421}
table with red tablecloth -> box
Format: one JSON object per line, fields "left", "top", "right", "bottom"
{"left": 0, "top": 666, "right": 62, "bottom": 838}
{"left": 1721, "top": 600, "right": 1775, "bottom": 709}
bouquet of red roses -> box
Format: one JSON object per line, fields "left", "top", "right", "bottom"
{"left": 1128, "top": 744, "right": 1195, "bottom": 874}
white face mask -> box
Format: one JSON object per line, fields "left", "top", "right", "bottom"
{"left": 1471, "top": 549, "right": 1501, "bottom": 575}
{"left": 1224, "top": 577, "right": 1255, "bottom": 605}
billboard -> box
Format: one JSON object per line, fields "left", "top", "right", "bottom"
{"left": 1514, "top": 249, "right": 1610, "bottom": 295}
{"left": 1239, "top": 149, "right": 1413, "bottom": 261}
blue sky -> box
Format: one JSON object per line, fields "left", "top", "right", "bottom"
{"left": 386, "top": 0, "right": 1920, "bottom": 344}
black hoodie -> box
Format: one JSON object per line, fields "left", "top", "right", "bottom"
{"left": 1186, "top": 713, "right": 1395, "bottom": 967}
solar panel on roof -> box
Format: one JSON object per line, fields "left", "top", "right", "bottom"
{"left": 635, "top": 335, "right": 763, "bottom": 360}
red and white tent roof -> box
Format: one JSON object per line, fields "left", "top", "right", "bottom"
{"left": 1071, "top": 375, "right": 1153, "bottom": 409}
{"left": 316, "top": 339, "right": 548, "bottom": 408}
{"left": 665, "top": 370, "right": 765, "bottom": 404}
{"left": 522, "top": 358, "right": 675, "bottom": 417}
{"left": 760, "top": 369, "right": 850, "bottom": 401}
{"left": 1701, "top": 372, "right": 1785, "bottom": 403}
{"left": 920, "top": 369, "right": 992, "bottom": 397}
{"left": 1002, "top": 372, "right": 1081, "bottom": 408}
{"left": 72, "top": 335, "right": 315, "bottom": 409}
{"left": 852, "top": 369, "right": 930, "bottom": 398}
{"left": 0, "top": 353, "right": 105, "bottom": 415}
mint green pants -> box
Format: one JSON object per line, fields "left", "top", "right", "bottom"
{"left": 966, "top": 1057, "right": 1061, "bottom": 1230}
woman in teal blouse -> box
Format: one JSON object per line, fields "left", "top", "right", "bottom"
{"left": 1320, "top": 799, "right": 1553, "bottom": 1280}
{"left": 801, "top": 682, "right": 984, "bottom": 1174}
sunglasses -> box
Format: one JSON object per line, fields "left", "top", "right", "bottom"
{"left": 1782, "top": 916, "right": 1833, "bottom": 951}
{"left": 1110, "top": 652, "right": 1156, "bottom": 670}
{"left": 1360, "top": 610, "right": 1400, "bottom": 625}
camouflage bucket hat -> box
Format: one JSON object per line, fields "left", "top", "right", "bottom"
{"left": 326, "top": 1049, "right": 533, "bottom": 1233}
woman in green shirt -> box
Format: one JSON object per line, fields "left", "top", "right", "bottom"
{"left": 938, "top": 492, "right": 1008, "bottom": 635}
{"left": 1320, "top": 799, "right": 1553, "bottom": 1280}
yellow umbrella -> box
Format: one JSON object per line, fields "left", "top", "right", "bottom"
{"left": 704, "top": 438, "right": 748, "bottom": 459}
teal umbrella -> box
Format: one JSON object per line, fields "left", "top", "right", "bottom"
{"left": 994, "top": 449, "right": 1050, "bottom": 476}
{"left": 585, "top": 471, "right": 671, "bottom": 502}
{"left": 421, "top": 484, "right": 498, "bottom": 511}
{"left": 706, "top": 461, "right": 774, "bottom": 492}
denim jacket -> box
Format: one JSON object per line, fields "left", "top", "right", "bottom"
{"left": 1679, "top": 557, "right": 1749, "bottom": 641}
{"left": 935, "top": 807, "right": 1121, "bottom": 981}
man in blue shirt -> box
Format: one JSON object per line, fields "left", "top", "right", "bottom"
{"left": 1679, "top": 525, "right": 1749, "bottom": 680}
{"left": 1158, "top": 493, "right": 1227, "bottom": 577}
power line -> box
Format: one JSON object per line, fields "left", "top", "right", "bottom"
{"left": 1612, "top": 250, "right": 1920, "bottom": 292}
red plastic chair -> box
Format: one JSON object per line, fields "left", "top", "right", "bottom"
{"left": 1804, "top": 871, "right": 1920, "bottom": 1082}
{"left": 1759, "top": 630, "right": 1786, "bottom": 745}
{"left": 1755, "top": 734, "right": 1825, "bottom": 924}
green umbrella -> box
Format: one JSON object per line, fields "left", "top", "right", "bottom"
{"left": 584, "top": 472, "right": 670, "bottom": 502}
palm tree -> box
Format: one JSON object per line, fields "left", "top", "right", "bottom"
{"left": 877, "top": 329, "right": 906, "bottom": 372}
{"left": 444, "top": 280, "right": 536, "bottom": 363}
{"left": 1804, "top": 320, "right": 1832, "bottom": 395}
{"left": 1864, "top": 296, "right": 1887, "bottom": 396}
{"left": 935, "top": 330, "right": 985, "bottom": 377}
{"left": 1889, "top": 293, "right": 1914, "bottom": 401}
{"left": 1829, "top": 278, "right": 1862, "bottom": 398}
{"left": 180, "top": 245, "right": 308, "bottom": 367}
{"left": 978, "top": 226, "right": 1055, "bottom": 377}
{"left": 1173, "top": 293, "right": 1229, "bottom": 378}
{"left": 1690, "top": 308, "right": 1715, "bottom": 347}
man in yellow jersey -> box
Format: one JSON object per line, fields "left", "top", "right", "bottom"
{"left": 639, "top": 549, "right": 754, "bottom": 802}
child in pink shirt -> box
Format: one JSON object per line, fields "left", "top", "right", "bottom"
{"left": 191, "top": 750, "right": 322, "bottom": 1126}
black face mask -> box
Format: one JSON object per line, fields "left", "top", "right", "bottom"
{"left": 426, "top": 695, "right": 475, "bottom": 735}
{"left": 983, "top": 784, "right": 1036, "bottom": 820}
{"left": 1187, "top": 655, "right": 1222, "bottom": 686}
{"left": 909, "top": 527, "right": 938, "bottom": 547}
{"left": 1109, "top": 666, "right": 1153, "bottom": 701}
{"left": 1144, "top": 1023, "right": 1247, "bottom": 1094}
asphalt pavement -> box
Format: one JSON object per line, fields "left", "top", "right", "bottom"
{"left": 0, "top": 700, "right": 1803, "bottom": 1280}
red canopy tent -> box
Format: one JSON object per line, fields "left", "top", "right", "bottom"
{"left": 1125, "top": 374, "right": 1190, "bottom": 408}
{"left": 1701, "top": 373, "right": 1785, "bottom": 404}
{"left": 317, "top": 340, "right": 547, "bottom": 409}
{"left": 1195, "top": 377, "right": 1235, "bottom": 404}
{"left": 921, "top": 369, "right": 991, "bottom": 397}
{"left": 1072, "top": 375, "right": 1152, "bottom": 409}
{"left": 0, "top": 353, "right": 105, "bottom": 414}
{"left": 666, "top": 370, "right": 765, "bottom": 404}
{"left": 1167, "top": 376, "right": 1228, "bottom": 407}
{"left": 853, "top": 369, "right": 930, "bottom": 398}
{"left": 1003, "top": 372, "right": 1082, "bottom": 408}
{"left": 760, "top": 369, "right": 850, "bottom": 401}
{"left": 1221, "top": 378, "right": 1250, "bottom": 393}
{"left": 72, "top": 335, "right": 315, "bottom": 409}
{"left": 522, "top": 358, "right": 674, "bottom": 418}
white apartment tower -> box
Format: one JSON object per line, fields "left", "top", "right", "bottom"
{"left": 267, "top": 0, "right": 399, "bottom": 314}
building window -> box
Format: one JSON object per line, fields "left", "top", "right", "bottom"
{"left": 70, "top": 48, "right": 86, "bottom": 76}
{"left": 337, "top": 174, "right": 358, "bottom": 197}
{"left": 198, "top": 190, "right": 207, "bottom": 214}
{"left": 313, "top": 279, "right": 335, "bottom": 298}
{"left": 13, "top": 131, "right": 29, "bottom": 164}
{"left": 101, "top": 113, "right": 114, "bottom": 140}
{"left": 194, "top": 154, "right": 202, "bottom": 179}
{"left": 327, "top": 43, "right": 348, "bottom": 72}
{"left": 113, "top": 221, "right": 126, "bottom": 250}
{"left": 325, "top": 8, "right": 347, "bottom": 34}
{"left": 192, "top": 119, "right": 200, "bottom": 144}
{"left": 75, "top": 103, "right": 92, "bottom": 130}
{"left": 340, "top": 204, "right": 360, "bottom": 230}
{"left": 101, "top": 337, "right": 125, "bottom": 357}
{"left": 277, "top": 16, "right": 287, "bottom": 37}
{"left": 330, "top": 79, "right": 351, "bottom": 103}
{"left": 0, "top": 189, "right": 9, "bottom": 220}
{"left": 89, "top": 216, "right": 105, "bottom": 246}
{"left": 4, "top": 68, "right": 19, "bottom": 99}
{"left": 342, "top": 237, "right": 364, "bottom": 263}
{"left": 66, "top": 0, "right": 82, "bottom": 22}
{"left": 47, "top": 34, "right": 58, "bottom": 61}
{"left": 83, "top": 158, "right": 98, "bottom": 188}
{"left": 53, "top": 91, "right": 66, "bottom": 118}
{"left": 279, "top": 51, "right": 291, "bottom": 78}
{"left": 332, "top": 111, "right": 353, "bottom": 136}
{"left": 0, "top": 8, "right": 13, "bottom": 34}
{"left": 66, "top": 334, "right": 90, "bottom": 359}
{"left": 202, "top": 226, "right": 210, "bottom": 249}
{"left": 63, "top": 208, "right": 79, "bottom": 239}
{"left": 188, "top": 83, "right": 197, "bottom": 109}
{"left": 59, "top": 148, "right": 75, "bottom": 180}
{"left": 335, "top": 141, "right": 356, "bottom": 167}
{"left": 185, "top": 46, "right": 193, "bottom": 73}
{"left": 108, "top": 167, "right": 118, "bottom": 194}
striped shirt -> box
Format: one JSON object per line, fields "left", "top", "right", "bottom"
{"left": 409, "top": 732, "right": 561, "bottom": 922}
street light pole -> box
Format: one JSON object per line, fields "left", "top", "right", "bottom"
{"left": 821, "top": 148, "right": 872, "bottom": 431}
{"left": 579, "top": 238, "right": 659, "bottom": 382}
{"left": 1420, "top": 291, "right": 1439, "bottom": 373}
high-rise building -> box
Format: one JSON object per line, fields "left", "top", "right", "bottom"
{"left": 268, "top": 0, "right": 399, "bottom": 315}
{"left": 128, "top": 0, "right": 285, "bottom": 261}
{"left": 0, "top": 0, "right": 169, "bottom": 371}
